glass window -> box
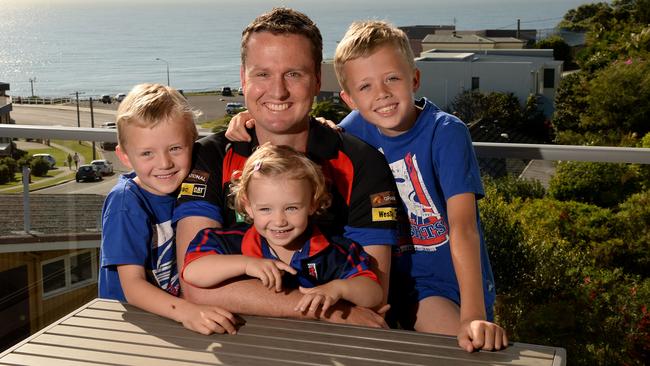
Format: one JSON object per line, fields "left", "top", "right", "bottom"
{"left": 70, "top": 252, "right": 93, "bottom": 285}
{"left": 42, "top": 259, "right": 66, "bottom": 295}
{"left": 472, "top": 77, "right": 480, "bottom": 90}
{"left": 544, "top": 68, "right": 555, "bottom": 88}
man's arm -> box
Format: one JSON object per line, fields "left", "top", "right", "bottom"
{"left": 176, "top": 217, "right": 387, "bottom": 327}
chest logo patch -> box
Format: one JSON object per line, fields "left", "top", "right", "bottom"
{"left": 179, "top": 183, "right": 207, "bottom": 198}
{"left": 307, "top": 263, "right": 319, "bottom": 279}
{"left": 372, "top": 207, "right": 397, "bottom": 221}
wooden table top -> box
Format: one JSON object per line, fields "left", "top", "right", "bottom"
{"left": 0, "top": 298, "right": 565, "bottom": 366}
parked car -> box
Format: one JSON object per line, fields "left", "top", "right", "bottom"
{"left": 221, "top": 87, "right": 232, "bottom": 96}
{"left": 101, "top": 94, "right": 112, "bottom": 104}
{"left": 226, "top": 102, "right": 244, "bottom": 115}
{"left": 76, "top": 164, "right": 102, "bottom": 182}
{"left": 115, "top": 93, "right": 127, "bottom": 102}
{"left": 100, "top": 122, "right": 117, "bottom": 150}
{"left": 237, "top": 87, "right": 244, "bottom": 95}
{"left": 91, "top": 159, "right": 113, "bottom": 175}
{"left": 32, "top": 153, "right": 56, "bottom": 169}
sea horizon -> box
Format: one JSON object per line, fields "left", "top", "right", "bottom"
{"left": 1, "top": 0, "right": 605, "bottom": 97}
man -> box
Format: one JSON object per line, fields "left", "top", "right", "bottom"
{"left": 174, "top": 8, "right": 398, "bottom": 326}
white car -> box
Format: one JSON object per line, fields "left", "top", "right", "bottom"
{"left": 91, "top": 159, "right": 113, "bottom": 175}
{"left": 115, "top": 93, "right": 127, "bottom": 102}
{"left": 226, "top": 102, "right": 244, "bottom": 115}
{"left": 32, "top": 153, "right": 56, "bottom": 169}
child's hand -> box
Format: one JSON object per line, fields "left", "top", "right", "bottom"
{"left": 457, "top": 319, "right": 508, "bottom": 352}
{"left": 225, "top": 110, "right": 254, "bottom": 142}
{"left": 295, "top": 281, "right": 344, "bottom": 313}
{"left": 179, "top": 302, "right": 240, "bottom": 335}
{"left": 314, "top": 117, "right": 342, "bottom": 131}
{"left": 244, "top": 258, "right": 297, "bottom": 292}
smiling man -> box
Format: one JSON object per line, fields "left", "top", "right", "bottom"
{"left": 173, "top": 8, "right": 399, "bottom": 327}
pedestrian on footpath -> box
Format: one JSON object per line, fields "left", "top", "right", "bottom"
{"left": 67, "top": 154, "right": 73, "bottom": 170}
{"left": 73, "top": 152, "right": 79, "bottom": 170}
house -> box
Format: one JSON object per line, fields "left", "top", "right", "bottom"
{"left": 398, "top": 25, "right": 455, "bottom": 55}
{"left": 319, "top": 48, "right": 562, "bottom": 117}
{"left": 421, "top": 31, "right": 525, "bottom": 52}
{"left": 415, "top": 48, "right": 562, "bottom": 116}
{"left": 0, "top": 83, "right": 14, "bottom": 157}
{"left": 0, "top": 194, "right": 103, "bottom": 351}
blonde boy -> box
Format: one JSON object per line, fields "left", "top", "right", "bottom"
{"left": 334, "top": 21, "right": 508, "bottom": 352}
{"left": 98, "top": 83, "right": 238, "bottom": 335}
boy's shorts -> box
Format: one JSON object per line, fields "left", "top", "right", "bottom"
{"left": 387, "top": 272, "right": 494, "bottom": 329}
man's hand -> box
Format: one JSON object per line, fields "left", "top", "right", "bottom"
{"left": 245, "top": 258, "right": 297, "bottom": 292}
{"left": 317, "top": 302, "right": 390, "bottom": 328}
{"left": 457, "top": 319, "right": 508, "bottom": 352}
{"left": 225, "top": 110, "right": 254, "bottom": 142}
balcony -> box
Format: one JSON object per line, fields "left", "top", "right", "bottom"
{"left": 1, "top": 124, "right": 649, "bottom": 364}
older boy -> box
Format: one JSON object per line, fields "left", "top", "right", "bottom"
{"left": 98, "top": 83, "right": 238, "bottom": 335}
{"left": 174, "top": 8, "right": 398, "bottom": 327}
{"left": 335, "top": 21, "right": 507, "bottom": 351}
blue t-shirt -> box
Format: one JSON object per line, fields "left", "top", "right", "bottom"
{"left": 98, "top": 172, "right": 180, "bottom": 302}
{"left": 340, "top": 98, "right": 495, "bottom": 308}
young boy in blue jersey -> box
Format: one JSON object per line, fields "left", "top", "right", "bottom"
{"left": 333, "top": 21, "right": 507, "bottom": 352}
{"left": 183, "top": 144, "right": 383, "bottom": 314}
{"left": 226, "top": 20, "right": 508, "bottom": 352}
{"left": 98, "top": 83, "right": 238, "bottom": 335}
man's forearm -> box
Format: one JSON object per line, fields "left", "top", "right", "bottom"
{"left": 182, "top": 278, "right": 315, "bottom": 319}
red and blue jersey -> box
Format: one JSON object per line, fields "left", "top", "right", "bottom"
{"left": 184, "top": 225, "right": 378, "bottom": 288}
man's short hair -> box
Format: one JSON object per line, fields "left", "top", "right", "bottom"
{"left": 241, "top": 7, "right": 323, "bottom": 73}
{"left": 116, "top": 83, "right": 198, "bottom": 147}
{"left": 334, "top": 20, "right": 415, "bottom": 92}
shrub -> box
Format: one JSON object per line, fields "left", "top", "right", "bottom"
{"left": 484, "top": 175, "right": 545, "bottom": 203}
{"left": 0, "top": 164, "right": 10, "bottom": 184}
{"left": 0, "top": 157, "right": 17, "bottom": 181}
{"left": 549, "top": 161, "right": 642, "bottom": 207}
{"left": 30, "top": 157, "right": 50, "bottom": 177}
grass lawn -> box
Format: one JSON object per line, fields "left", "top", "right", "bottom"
{"left": 0, "top": 140, "right": 96, "bottom": 192}
{"left": 200, "top": 116, "right": 230, "bottom": 133}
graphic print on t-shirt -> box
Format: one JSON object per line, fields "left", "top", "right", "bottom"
{"left": 390, "top": 153, "right": 449, "bottom": 252}
{"left": 149, "top": 220, "right": 179, "bottom": 296}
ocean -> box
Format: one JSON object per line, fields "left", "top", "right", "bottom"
{"left": 1, "top": 0, "right": 603, "bottom": 97}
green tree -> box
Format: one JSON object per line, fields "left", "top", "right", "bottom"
{"left": 548, "top": 161, "right": 642, "bottom": 207}
{"left": 580, "top": 59, "right": 650, "bottom": 143}
{"left": 310, "top": 99, "right": 350, "bottom": 123}
{"left": 535, "top": 36, "right": 573, "bottom": 67}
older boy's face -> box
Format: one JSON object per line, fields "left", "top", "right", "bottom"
{"left": 340, "top": 44, "right": 420, "bottom": 137}
{"left": 116, "top": 118, "right": 193, "bottom": 196}
{"left": 240, "top": 32, "right": 321, "bottom": 140}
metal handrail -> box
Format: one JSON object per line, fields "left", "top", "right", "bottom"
{"left": 2, "top": 124, "right": 650, "bottom": 164}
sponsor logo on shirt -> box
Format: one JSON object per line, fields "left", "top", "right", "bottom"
{"left": 186, "top": 169, "right": 209, "bottom": 184}
{"left": 179, "top": 183, "right": 207, "bottom": 198}
{"left": 370, "top": 191, "right": 397, "bottom": 207}
{"left": 372, "top": 207, "right": 398, "bottom": 221}
{"left": 307, "top": 263, "right": 318, "bottom": 279}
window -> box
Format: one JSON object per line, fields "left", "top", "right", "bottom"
{"left": 543, "top": 68, "right": 555, "bottom": 88}
{"left": 471, "top": 77, "right": 480, "bottom": 90}
{"left": 41, "top": 250, "right": 97, "bottom": 298}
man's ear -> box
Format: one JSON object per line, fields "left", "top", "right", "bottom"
{"left": 115, "top": 145, "right": 133, "bottom": 169}
{"left": 339, "top": 90, "right": 357, "bottom": 110}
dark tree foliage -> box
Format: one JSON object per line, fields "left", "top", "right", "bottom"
{"left": 310, "top": 99, "right": 351, "bottom": 124}
{"left": 535, "top": 36, "right": 573, "bottom": 66}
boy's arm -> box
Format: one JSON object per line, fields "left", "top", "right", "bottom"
{"left": 362, "top": 245, "right": 391, "bottom": 306}
{"left": 117, "top": 264, "right": 238, "bottom": 335}
{"left": 447, "top": 193, "right": 508, "bottom": 351}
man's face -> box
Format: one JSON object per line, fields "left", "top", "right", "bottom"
{"left": 240, "top": 32, "right": 321, "bottom": 138}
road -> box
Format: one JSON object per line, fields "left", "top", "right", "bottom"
{"left": 11, "top": 94, "right": 244, "bottom": 195}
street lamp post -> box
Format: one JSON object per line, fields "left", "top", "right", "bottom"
{"left": 29, "top": 77, "right": 36, "bottom": 97}
{"left": 155, "top": 58, "right": 170, "bottom": 86}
